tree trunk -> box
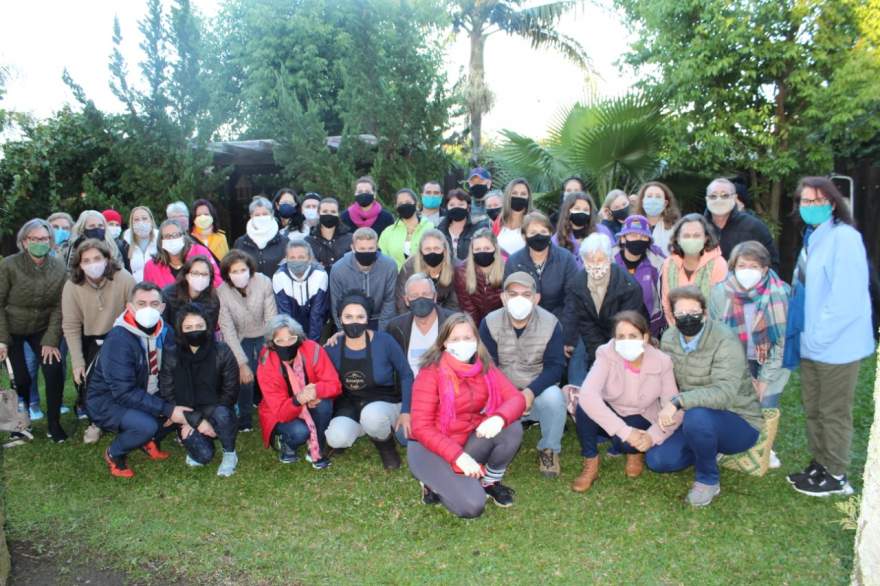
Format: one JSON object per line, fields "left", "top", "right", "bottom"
{"left": 468, "top": 27, "right": 486, "bottom": 162}
{"left": 852, "top": 347, "right": 880, "bottom": 584}
{"left": 770, "top": 78, "right": 788, "bottom": 225}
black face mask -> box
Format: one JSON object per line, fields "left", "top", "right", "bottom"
{"left": 469, "top": 184, "right": 488, "bottom": 200}
{"left": 526, "top": 234, "right": 551, "bottom": 252}
{"left": 84, "top": 227, "right": 106, "bottom": 241}
{"left": 183, "top": 330, "right": 209, "bottom": 347}
{"left": 473, "top": 251, "right": 495, "bottom": 267}
{"left": 409, "top": 297, "right": 435, "bottom": 318}
{"left": 343, "top": 322, "right": 368, "bottom": 339}
{"left": 570, "top": 212, "right": 590, "bottom": 227}
{"left": 355, "top": 193, "right": 375, "bottom": 207}
{"left": 675, "top": 314, "right": 704, "bottom": 337}
{"left": 447, "top": 207, "right": 468, "bottom": 222}
{"left": 396, "top": 203, "right": 417, "bottom": 219}
{"left": 612, "top": 206, "right": 630, "bottom": 222}
{"left": 510, "top": 197, "right": 529, "bottom": 212}
{"left": 486, "top": 207, "right": 501, "bottom": 221}
{"left": 572, "top": 227, "right": 589, "bottom": 239}
{"left": 355, "top": 251, "right": 377, "bottom": 266}
{"left": 623, "top": 239, "right": 651, "bottom": 257}
{"left": 275, "top": 341, "right": 301, "bottom": 362}
{"left": 422, "top": 251, "right": 445, "bottom": 267}
{"left": 319, "top": 214, "right": 340, "bottom": 228}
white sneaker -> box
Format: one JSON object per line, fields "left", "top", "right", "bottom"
{"left": 769, "top": 450, "right": 781, "bottom": 469}
{"left": 217, "top": 451, "right": 238, "bottom": 477}
{"left": 83, "top": 423, "right": 102, "bottom": 444}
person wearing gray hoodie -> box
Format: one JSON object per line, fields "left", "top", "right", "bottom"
{"left": 328, "top": 227, "right": 398, "bottom": 331}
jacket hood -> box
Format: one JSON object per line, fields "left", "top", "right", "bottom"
{"left": 114, "top": 309, "right": 165, "bottom": 341}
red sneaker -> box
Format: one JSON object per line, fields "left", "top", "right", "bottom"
{"left": 141, "top": 440, "right": 170, "bottom": 461}
{"left": 104, "top": 449, "right": 134, "bottom": 479}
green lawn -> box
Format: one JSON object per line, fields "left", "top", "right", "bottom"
{"left": 3, "top": 357, "right": 875, "bottom": 585}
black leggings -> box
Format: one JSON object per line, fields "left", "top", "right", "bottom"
{"left": 8, "top": 332, "right": 65, "bottom": 436}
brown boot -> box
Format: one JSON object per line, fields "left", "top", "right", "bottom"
{"left": 625, "top": 453, "right": 645, "bottom": 478}
{"left": 571, "top": 456, "right": 599, "bottom": 492}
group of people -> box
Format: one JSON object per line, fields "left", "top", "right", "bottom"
{"left": 0, "top": 168, "right": 873, "bottom": 517}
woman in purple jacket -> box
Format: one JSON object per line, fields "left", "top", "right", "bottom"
{"left": 613, "top": 215, "right": 666, "bottom": 337}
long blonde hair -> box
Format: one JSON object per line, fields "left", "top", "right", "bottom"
{"left": 127, "top": 206, "right": 157, "bottom": 259}
{"left": 419, "top": 312, "right": 493, "bottom": 374}
{"left": 413, "top": 229, "right": 454, "bottom": 288}
{"left": 465, "top": 228, "right": 504, "bottom": 294}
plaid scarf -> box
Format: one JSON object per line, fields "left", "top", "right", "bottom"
{"left": 720, "top": 270, "right": 789, "bottom": 364}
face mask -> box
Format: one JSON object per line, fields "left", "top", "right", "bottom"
{"left": 53, "top": 228, "right": 70, "bottom": 245}
{"left": 287, "top": 260, "right": 310, "bottom": 276}
{"left": 278, "top": 203, "right": 298, "bottom": 219}
{"left": 486, "top": 207, "right": 501, "bottom": 221}
{"left": 343, "top": 322, "right": 368, "bottom": 339}
{"left": 707, "top": 197, "right": 736, "bottom": 216}
{"left": 319, "top": 214, "right": 340, "bottom": 228}
{"left": 82, "top": 260, "right": 107, "bottom": 280}
{"left": 303, "top": 208, "right": 319, "bottom": 222}
{"left": 252, "top": 215, "right": 276, "bottom": 230}
{"left": 422, "top": 194, "right": 442, "bottom": 209}
{"left": 409, "top": 297, "right": 435, "bottom": 318}
{"left": 396, "top": 203, "right": 417, "bottom": 219}
{"left": 275, "top": 341, "right": 301, "bottom": 361}
{"left": 108, "top": 226, "right": 122, "bottom": 240}
{"left": 230, "top": 271, "right": 250, "bottom": 289}
{"left": 611, "top": 206, "right": 630, "bottom": 222}
{"left": 187, "top": 274, "right": 211, "bottom": 293}
{"left": 623, "top": 239, "right": 651, "bottom": 257}
{"left": 355, "top": 192, "right": 375, "bottom": 207}
{"left": 447, "top": 207, "right": 468, "bottom": 222}
{"left": 27, "top": 242, "right": 51, "bottom": 258}
{"left": 679, "top": 237, "right": 705, "bottom": 256}
{"left": 134, "top": 307, "right": 161, "bottom": 329}
{"left": 473, "top": 251, "right": 495, "bottom": 268}
{"left": 162, "top": 237, "right": 185, "bottom": 255}
{"left": 422, "top": 251, "right": 445, "bottom": 267}
{"left": 510, "top": 197, "right": 529, "bottom": 212}
{"left": 572, "top": 226, "right": 588, "bottom": 239}
{"left": 615, "top": 339, "right": 645, "bottom": 362}
{"left": 799, "top": 203, "right": 833, "bottom": 226}
{"left": 570, "top": 212, "right": 590, "bottom": 226}
{"left": 506, "top": 296, "right": 534, "bottom": 320}
{"left": 194, "top": 214, "right": 214, "bottom": 230}
{"left": 133, "top": 221, "right": 152, "bottom": 237}
{"left": 526, "top": 234, "right": 551, "bottom": 252}
{"left": 84, "top": 227, "right": 106, "bottom": 241}
{"left": 586, "top": 264, "right": 610, "bottom": 281}
{"left": 469, "top": 184, "right": 488, "bottom": 200}
{"left": 354, "top": 251, "right": 377, "bottom": 267}
{"left": 735, "top": 268, "right": 763, "bottom": 290}
{"left": 642, "top": 197, "right": 666, "bottom": 217}
{"left": 446, "top": 340, "right": 477, "bottom": 362}
{"left": 675, "top": 314, "right": 704, "bottom": 337}
{"left": 183, "top": 330, "right": 209, "bottom": 347}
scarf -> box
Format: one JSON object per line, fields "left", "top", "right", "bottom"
{"left": 281, "top": 354, "right": 322, "bottom": 462}
{"left": 172, "top": 340, "right": 217, "bottom": 408}
{"left": 437, "top": 352, "right": 503, "bottom": 435}
{"left": 667, "top": 254, "right": 716, "bottom": 300}
{"left": 347, "top": 201, "right": 382, "bottom": 228}
{"left": 720, "top": 271, "right": 789, "bottom": 364}
{"left": 246, "top": 218, "right": 279, "bottom": 249}
{"left": 587, "top": 268, "right": 610, "bottom": 311}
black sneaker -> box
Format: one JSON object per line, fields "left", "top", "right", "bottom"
{"left": 420, "top": 482, "right": 441, "bottom": 505}
{"left": 786, "top": 460, "right": 824, "bottom": 485}
{"left": 305, "top": 453, "right": 331, "bottom": 470}
{"left": 792, "top": 470, "right": 854, "bottom": 497}
{"left": 483, "top": 482, "right": 515, "bottom": 507}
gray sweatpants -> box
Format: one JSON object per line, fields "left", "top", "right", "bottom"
{"left": 407, "top": 421, "right": 523, "bottom": 519}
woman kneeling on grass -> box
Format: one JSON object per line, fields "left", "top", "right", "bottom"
{"left": 571, "top": 310, "right": 681, "bottom": 493}
{"left": 158, "top": 304, "right": 240, "bottom": 476}
{"left": 257, "top": 314, "right": 340, "bottom": 468}
{"left": 407, "top": 312, "right": 526, "bottom": 518}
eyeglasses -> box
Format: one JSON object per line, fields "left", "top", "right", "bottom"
{"left": 26, "top": 236, "right": 51, "bottom": 244}
{"left": 162, "top": 232, "right": 184, "bottom": 239}
{"left": 800, "top": 196, "right": 829, "bottom": 207}
{"left": 673, "top": 311, "right": 703, "bottom": 319}
{"left": 707, "top": 192, "right": 733, "bottom": 201}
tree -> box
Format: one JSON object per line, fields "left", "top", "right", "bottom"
{"left": 449, "top": 0, "right": 593, "bottom": 161}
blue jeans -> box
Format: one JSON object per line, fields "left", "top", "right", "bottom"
{"left": 237, "top": 337, "right": 263, "bottom": 427}
{"left": 273, "top": 398, "right": 333, "bottom": 452}
{"left": 567, "top": 339, "right": 588, "bottom": 386}
{"left": 576, "top": 404, "right": 650, "bottom": 458}
{"left": 522, "top": 385, "right": 567, "bottom": 452}
{"left": 180, "top": 405, "right": 238, "bottom": 464}
{"left": 24, "top": 338, "right": 68, "bottom": 407}
{"left": 109, "top": 408, "right": 160, "bottom": 458}
{"left": 646, "top": 407, "right": 759, "bottom": 485}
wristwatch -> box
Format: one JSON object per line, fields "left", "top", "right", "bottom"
{"left": 670, "top": 396, "right": 682, "bottom": 410}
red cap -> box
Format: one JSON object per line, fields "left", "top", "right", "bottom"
{"left": 102, "top": 209, "right": 123, "bottom": 224}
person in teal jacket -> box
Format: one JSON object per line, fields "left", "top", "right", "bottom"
{"left": 378, "top": 189, "right": 434, "bottom": 270}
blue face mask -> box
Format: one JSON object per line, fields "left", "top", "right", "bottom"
{"left": 799, "top": 203, "right": 833, "bottom": 226}
{"left": 54, "top": 228, "right": 70, "bottom": 245}
{"left": 422, "top": 194, "right": 442, "bottom": 209}
{"left": 642, "top": 197, "right": 665, "bottom": 217}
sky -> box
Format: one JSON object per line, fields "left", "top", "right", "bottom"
{"left": 0, "top": 1, "right": 637, "bottom": 142}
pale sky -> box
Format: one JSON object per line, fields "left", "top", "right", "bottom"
{"left": 0, "top": 1, "right": 636, "bottom": 142}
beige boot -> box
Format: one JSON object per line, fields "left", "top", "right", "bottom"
{"left": 571, "top": 456, "right": 600, "bottom": 493}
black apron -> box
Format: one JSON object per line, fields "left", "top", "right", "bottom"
{"left": 335, "top": 333, "right": 397, "bottom": 419}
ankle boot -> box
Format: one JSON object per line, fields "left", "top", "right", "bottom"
{"left": 372, "top": 437, "right": 401, "bottom": 470}
{"left": 625, "top": 453, "right": 645, "bottom": 478}
{"left": 571, "top": 456, "right": 600, "bottom": 493}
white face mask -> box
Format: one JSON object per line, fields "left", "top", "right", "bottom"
{"left": 446, "top": 340, "right": 477, "bottom": 362}
{"left": 133, "top": 221, "right": 152, "bottom": 237}
{"left": 134, "top": 307, "right": 161, "bottom": 329}
{"left": 615, "top": 339, "right": 645, "bottom": 362}
{"left": 506, "top": 296, "right": 533, "bottom": 321}
{"left": 230, "top": 271, "right": 250, "bottom": 289}
{"left": 707, "top": 197, "right": 736, "bottom": 216}
{"left": 735, "top": 268, "right": 763, "bottom": 290}
{"left": 251, "top": 215, "right": 276, "bottom": 231}
{"left": 303, "top": 208, "right": 319, "bottom": 222}
{"left": 162, "top": 237, "right": 185, "bottom": 255}
{"left": 187, "top": 274, "right": 211, "bottom": 293}
{"left": 82, "top": 260, "right": 107, "bottom": 280}
{"left": 586, "top": 264, "right": 610, "bottom": 281}
{"left": 108, "top": 226, "right": 122, "bottom": 240}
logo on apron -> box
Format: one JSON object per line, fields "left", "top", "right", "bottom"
{"left": 344, "top": 370, "right": 367, "bottom": 392}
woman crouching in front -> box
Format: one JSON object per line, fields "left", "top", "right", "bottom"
{"left": 407, "top": 312, "right": 526, "bottom": 518}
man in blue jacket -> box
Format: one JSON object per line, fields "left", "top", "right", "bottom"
{"left": 86, "top": 282, "right": 192, "bottom": 478}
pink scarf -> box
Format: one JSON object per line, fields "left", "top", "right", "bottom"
{"left": 437, "top": 353, "right": 503, "bottom": 435}
{"left": 347, "top": 201, "right": 382, "bottom": 228}
{"left": 282, "top": 356, "right": 321, "bottom": 462}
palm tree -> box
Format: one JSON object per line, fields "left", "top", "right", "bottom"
{"left": 490, "top": 93, "right": 664, "bottom": 209}
{"left": 450, "top": 0, "right": 593, "bottom": 161}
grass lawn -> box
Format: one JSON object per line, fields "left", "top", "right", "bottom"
{"left": 3, "top": 357, "right": 875, "bottom": 585}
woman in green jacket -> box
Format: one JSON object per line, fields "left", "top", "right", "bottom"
{"left": 378, "top": 188, "right": 433, "bottom": 270}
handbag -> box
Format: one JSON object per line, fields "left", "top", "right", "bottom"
{"left": 717, "top": 408, "right": 780, "bottom": 477}
{"left": 0, "top": 358, "right": 33, "bottom": 447}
